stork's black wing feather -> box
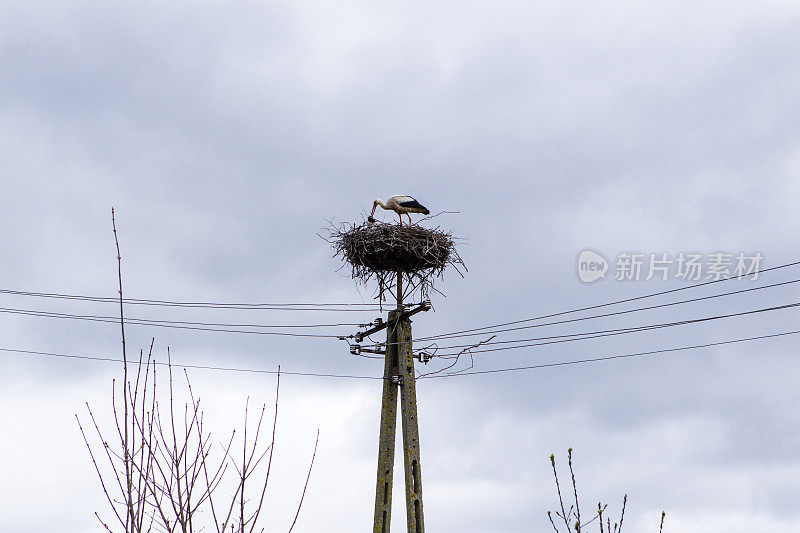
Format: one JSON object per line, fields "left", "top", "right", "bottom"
{"left": 398, "top": 198, "right": 426, "bottom": 210}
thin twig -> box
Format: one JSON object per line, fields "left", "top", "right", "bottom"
{"left": 550, "top": 454, "right": 571, "bottom": 532}
{"left": 76, "top": 414, "right": 125, "bottom": 528}
{"left": 246, "top": 368, "right": 280, "bottom": 533}
{"left": 568, "top": 448, "right": 581, "bottom": 531}
{"left": 112, "top": 207, "right": 136, "bottom": 531}
{"left": 287, "top": 429, "right": 319, "bottom": 533}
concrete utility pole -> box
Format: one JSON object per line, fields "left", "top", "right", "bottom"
{"left": 372, "top": 270, "right": 425, "bottom": 533}
{"left": 332, "top": 221, "right": 457, "bottom": 531}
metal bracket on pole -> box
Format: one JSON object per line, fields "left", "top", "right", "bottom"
{"left": 351, "top": 344, "right": 386, "bottom": 356}
{"left": 355, "top": 301, "right": 431, "bottom": 343}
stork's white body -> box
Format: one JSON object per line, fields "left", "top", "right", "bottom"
{"left": 372, "top": 195, "right": 430, "bottom": 224}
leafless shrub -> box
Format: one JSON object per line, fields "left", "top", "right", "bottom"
{"left": 75, "top": 209, "right": 318, "bottom": 532}
{"left": 76, "top": 351, "right": 315, "bottom": 533}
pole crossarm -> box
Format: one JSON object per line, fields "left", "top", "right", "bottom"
{"left": 353, "top": 300, "right": 431, "bottom": 342}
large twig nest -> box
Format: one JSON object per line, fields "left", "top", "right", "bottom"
{"left": 324, "top": 219, "right": 465, "bottom": 301}
{"left": 342, "top": 223, "right": 452, "bottom": 272}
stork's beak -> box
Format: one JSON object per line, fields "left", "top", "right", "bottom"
{"left": 370, "top": 204, "right": 377, "bottom": 216}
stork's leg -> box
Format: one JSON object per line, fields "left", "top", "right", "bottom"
{"left": 407, "top": 213, "right": 413, "bottom": 225}
{"left": 398, "top": 213, "right": 403, "bottom": 225}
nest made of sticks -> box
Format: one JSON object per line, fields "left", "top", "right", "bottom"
{"left": 324, "top": 219, "right": 465, "bottom": 300}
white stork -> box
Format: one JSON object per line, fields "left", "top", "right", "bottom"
{"left": 370, "top": 195, "right": 430, "bottom": 224}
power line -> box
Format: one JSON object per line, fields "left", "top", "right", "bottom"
{"left": 4, "top": 277, "right": 796, "bottom": 343}
{"left": 412, "top": 277, "right": 800, "bottom": 343}
{"left": 0, "top": 288, "right": 383, "bottom": 311}
{"left": 5, "top": 326, "right": 798, "bottom": 381}
{"left": 0, "top": 306, "right": 365, "bottom": 328}
{"left": 417, "top": 329, "right": 800, "bottom": 379}
{"left": 0, "top": 307, "right": 348, "bottom": 338}
{"left": 0, "top": 346, "right": 383, "bottom": 380}
{"left": 421, "top": 301, "right": 800, "bottom": 354}
{"left": 417, "top": 260, "right": 800, "bottom": 341}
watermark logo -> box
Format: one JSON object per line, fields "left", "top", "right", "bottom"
{"left": 577, "top": 250, "right": 609, "bottom": 283}
{"left": 577, "top": 251, "right": 763, "bottom": 283}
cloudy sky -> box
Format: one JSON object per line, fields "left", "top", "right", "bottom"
{"left": 2, "top": 1, "right": 800, "bottom": 532}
